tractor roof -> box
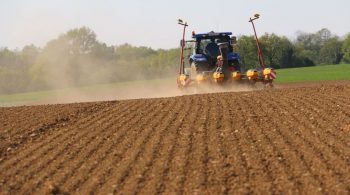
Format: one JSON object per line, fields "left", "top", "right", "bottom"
{"left": 192, "top": 31, "right": 232, "bottom": 39}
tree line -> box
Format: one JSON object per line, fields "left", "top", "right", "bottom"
{"left": 237, "top": 28, "right": 350, "bottom": 69}
{"left": 0, "top": 27, "right": 179, "bottom": 94}
{"left": 0, "top": 27, "right": 350, "bottom": 94}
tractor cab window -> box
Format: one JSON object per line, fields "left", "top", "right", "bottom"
{"left": 196, "top": 36, "right": 232, "bottom": 57}
{"left": 201, "top": 39, "right": 220, "bottom": 58}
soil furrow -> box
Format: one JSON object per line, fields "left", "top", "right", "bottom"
{"left": 100, "top": 98, "right": 180, "bottom": 194}
{"left": 84, "top": 98, "right": 178, "bottom": 194}
{"left": 57, "top": 100, "right": 158, "bottom": 193}
{"left": 300, "top": 94, "right": 350, "bottom": 146}
{"left": 122, "top": 97, "right": 192, "bottom": 194}
{"left": 29, "top": 100, "right": 147, "bottom": 194}
{"left": 205, "top": 94, "right": 229, "bottom": 194}
{"left": 266, "top": 93, "right": 349, "bottom": 194}
{"left": 217, "top": 95, "right": 251, "bottom": 194}
{"left": 233, "top": 94, "right": 276, "bottom": 194}
{"left": 66, "top": 99, "right": 169, "bottom": 194}
{"left": 158, "top": 96, "right": 200, "bottom": 194}
{"left": 2, "top": 104, "right": 134, "bottom": 193}
{"left": 135, "top": 97, "right": 193, "bottom": 194}
{"left": 0, "top": 103, "right": 110, "bottom": 159}
{"left": 240, "top": 94, "right": 297, "bottom": 193}
{"left": 0, "top": 102, "right": 119, "bottom": 169}
{"left": 1, "top": 81, "right": 350, "bottom": 194}
{"left": 276, "top": 95, "right": 350, "bottom": 184}
{"left": 181, "top": 96, "right": 209, "bottom": 194}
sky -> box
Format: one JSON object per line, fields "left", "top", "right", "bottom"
{"left": 0, "top": 0, "right": 349, "bottom": 50}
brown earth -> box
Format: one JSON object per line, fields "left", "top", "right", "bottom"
{"left": 0, "top": 82, "right": 349, "bottom": 194}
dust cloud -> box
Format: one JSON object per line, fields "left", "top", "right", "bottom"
{"left": 1, "top": 48, "right": 261, "bottom": 106}
{"left": 0, "top": 26, "right": 261, "bottom": 106}
{"left": 22, "top": 80, "right": 262, "bottom": 106}
{"left": 26, "top": 52, "right": 259, "bottom": 105}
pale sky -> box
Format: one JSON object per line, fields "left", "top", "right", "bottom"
{"left": 0, "top": 0, "right": 349, "bottom": 50}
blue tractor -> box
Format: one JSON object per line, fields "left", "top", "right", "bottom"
{"left": 177, "top": 17, "right": 276, "bottom": 88}
{"left": 188, "top": 31, "right": 241, "bottom": 81}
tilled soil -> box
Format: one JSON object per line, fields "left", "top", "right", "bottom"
{"left": 0, "top": 82, "right": 349, "bottom": 194}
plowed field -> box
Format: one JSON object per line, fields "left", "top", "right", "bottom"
{"left": 1, "top": 82, "right": 349, "bottom": 194}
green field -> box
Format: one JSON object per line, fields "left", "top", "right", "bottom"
{"left": 275, "top": 64, "right": 350, "bottom": 83}
{"left": 0, "top": 78, "right": 174, "bottom": 106}
{"left": 1, "top": 64, "right": 349, "bottom": 106}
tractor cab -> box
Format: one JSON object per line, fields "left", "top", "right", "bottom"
{"left": 189, "top": 31, "right": 241, "bottom": 74}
